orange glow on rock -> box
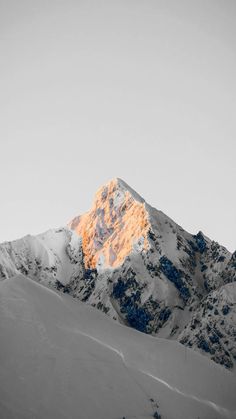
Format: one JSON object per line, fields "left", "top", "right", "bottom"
{"left": 68, "top": 179, "right": 150, "bottom": 269}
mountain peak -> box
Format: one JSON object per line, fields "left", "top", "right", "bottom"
{"left": 68, "top": 178, "right": 150, "bottom": 269}
{"left": 96, "top": 178, "right": 145, "bottom": 204}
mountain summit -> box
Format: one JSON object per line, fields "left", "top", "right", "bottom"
{"left": 0, "top": 179, "right": 235, "bottom": 370}
{"left": 68, "top": 178, "right": 150, "bottom": 269}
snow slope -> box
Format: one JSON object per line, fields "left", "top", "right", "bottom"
{"left": 0, "top": 228, "right": 84, "bottom": 286}
{"left": 1, "top": 275, "right": 236, "bottom": 419}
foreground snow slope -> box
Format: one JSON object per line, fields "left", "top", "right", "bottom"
{"left": 1, "top": 276, "right": 236, "bottom": 419}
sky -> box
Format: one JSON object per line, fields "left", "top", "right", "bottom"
{"left": 0, "top": 0, "right": 235, "bottom": 252}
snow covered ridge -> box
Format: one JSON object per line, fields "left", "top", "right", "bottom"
{"left": 0, "top": 178, "right": 235, "bottom": 370}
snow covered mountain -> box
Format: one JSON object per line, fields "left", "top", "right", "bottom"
{"left": 0, "top": 178, "right": 235, "bottom": 372}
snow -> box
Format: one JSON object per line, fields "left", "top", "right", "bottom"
{"left": 1, "top": 179, "right": 235, "bottom": 370}
{"left": 116, "top": 177, "right": 145, "bottom": 204}
{"left": 1, "top": 275, "right": 236, "bottom": 419}
{"left": 0, "top": 227, "right": 84, "bottom": 286}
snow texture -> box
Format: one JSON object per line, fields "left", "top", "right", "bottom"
{"left": 1, "top": 275, "right": 236, "bottom": 419}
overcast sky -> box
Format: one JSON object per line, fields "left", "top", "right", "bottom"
{"left": 0, "top": 0, "right": 235, "bottom": 252}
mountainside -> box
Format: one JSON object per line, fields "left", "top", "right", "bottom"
{"left": 1, "top": 275, "right": 236, "bottom": 419}
{"left": 0, "top": 178, "right": 235, "bottom": 371}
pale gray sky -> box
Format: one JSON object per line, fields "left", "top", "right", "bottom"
{"left": 0, "top": 0, "right": 235, "bottom": 251}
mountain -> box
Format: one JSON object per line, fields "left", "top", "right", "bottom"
{"left": 0, "top": 178, "right": 235, "bottom": 371}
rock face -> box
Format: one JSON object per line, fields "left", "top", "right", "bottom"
{"left": 68, "top": 178, "right": 150, "bottom": 269}
{"left": 179, "top": 283, "right": 236, "bottom": 369}
{"left": 0, "top": 178, "right": 235, "bottom": 370}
